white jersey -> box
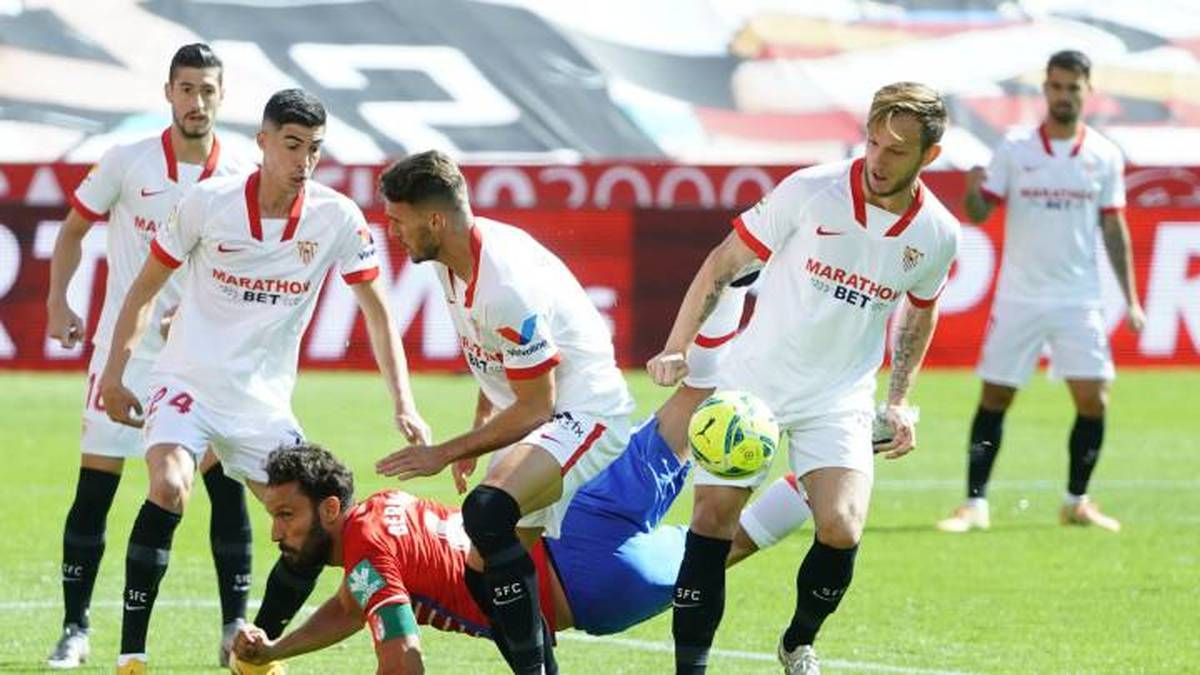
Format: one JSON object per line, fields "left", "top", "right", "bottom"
{"left": 981, "top": 124, "right": 1125, "bottom": 306}
{"left": 436, "top": 218, "right": 633, "bottom": 418}
{"left": 720, "top": 158, "right": 959, "bottom": 425}
{"left": 149, "top": 170, "right": 380, "bottom": 416}
{"left": 70, "top": 129, "right": 251, "bottom": 358}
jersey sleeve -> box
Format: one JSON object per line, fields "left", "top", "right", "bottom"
{"left": 979, "top": 141, "right": 1011, "bottom": 205}
{"left": 149, "top": 185, "right": 205, "bottom": 269}
{"left": 70, "top": 145, "right": 125, "bottom": 221}
{"left": 491, "top": 286, "right": 561, "bottom": 380}
{"left": 337, "top": 206, "right": 381, "bottom": 285}
{"left": 907, "top": 226, "right": 960, "bottom": 307}
{"left": 343, "top": 524, "right": 418, "bottom": 645}
{"left": 1099, "top": 146, "right": 1127, "bottom": 215}
{"left": 731, "top": 171, "right": 808, "bottom": 261}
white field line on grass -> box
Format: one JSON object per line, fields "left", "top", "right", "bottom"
{"left": 0, "top": 599, "right": 974, "bottom": 674}
{"left": 874, "top": 478, "right": 1199, "bottom": 491}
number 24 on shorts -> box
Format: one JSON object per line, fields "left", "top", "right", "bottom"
{"left": 147, "top": 386, "right": 195, "bottom": 417}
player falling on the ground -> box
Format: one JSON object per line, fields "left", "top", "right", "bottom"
{"left": 230, "top": 387, "right": 812, "bottom": 671}
{"left": 647, "top": 82, "right": 959, "bottom": 675}
{"left": 98, "top": 88, "right": 429, "bottom": 674}
{"left": 937, "top": 50, "right": 1142, "bottom": 534}
{"left": 373, "top": 150, "right": 635, "bottom": 674}
{"left": 43, "top": 43, "right": 257, "bottom": 669}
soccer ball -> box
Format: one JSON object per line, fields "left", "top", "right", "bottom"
{"left": 687, "top": 390, "right": 779, "bottom": 478}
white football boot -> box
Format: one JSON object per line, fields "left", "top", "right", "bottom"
{"left": 936, "top": 499, "right": 990, "bottom": 533}
{"left": 777, "top": 639, "right": 820, "bottom": 675}
{"left": 46, "top": 624, "right": 90, "bottom": 669}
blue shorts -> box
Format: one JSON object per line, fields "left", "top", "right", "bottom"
{"left": 545, "top": 417, "right": 690, "bottom": 635}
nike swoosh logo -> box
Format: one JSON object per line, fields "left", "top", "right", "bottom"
{"left": 123, "top": 603, "right": 145, "bottom": 612}
{"left": 217, "top": 243, "right": 248, "bottom": 253}
{"left": 672, "top": 602, "right": 701, "bottom": 609}
{"left": 140, "top": 187, "right": 168, "bottom": 197}
{"left": 493, "top": 596, "right": 527, "bottom": 607}
{"left": 816, "top": 226, "right": 845, "bottom": 236}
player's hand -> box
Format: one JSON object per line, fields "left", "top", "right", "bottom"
{"left": 647, "top": 349, "right": 689, "bottom": 387}
{"left": 1126, "top": 303, "right": 1146, "bottom": 333}
{"left": 158, "top": 305, "right": 178, "bottom": 341}
{"left": 98, "top": 376, "right": 143, "bottom": 428}
{"left": 376, "top": 444, "right": 449, "bottom": 480}
{"left": 452, "top": 457, "right": 477, "bottom": 495}
{"left": 965, "top": 166, "right": 988, "bottom": 195}
{"left": 875, "top": 404, "right": 917, "bottom": 459}
{"left": 395, "top": 408, "right": 432, "bottom": 445}
{"left": 231, "top": 623, "right": 277, "bottom": 664}
{"left": 47, "top": 301, "right": 84, "bottom": 349}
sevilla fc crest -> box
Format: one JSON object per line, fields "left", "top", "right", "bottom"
{"left": 297, "top": 240, "right": 318, "bottom": 265}
{"left": 902, "top": 245, "right": 924, "bottom": 272}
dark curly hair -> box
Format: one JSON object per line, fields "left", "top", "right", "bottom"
{"left": 265, "top": 443, "right": 354, "bottom": 513}
{"left": 379, "top": 149, "right": 470, "bottom": 212}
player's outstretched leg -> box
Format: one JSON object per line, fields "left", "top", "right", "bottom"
{"left": 253, "top": 556, "right": 322, "bottom": 639}
{"left": 778, "top": 468, "right": 868, "bottom": 675}
{"left": 1061, "top": 379, "right": 1119, "bottom": 531}
{"left": 938, "top": 382, "right": 1012, "bottom": 533}
{"left": 48, "top": 462, "right": 121, "bottom": 668}
{"left": 201, "top": 459, "right": 253, "bottom": 666}
{"left": 462, "top": 485, "right": 546, "bottom": 674}
{"left": 118, "top": 445, "right": 194, "bottom": 671}
{"left": 672, "top": 486, "right": 748, "bottom": 675}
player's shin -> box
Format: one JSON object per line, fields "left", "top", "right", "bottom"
{"left": 61, "top": 467, "right": 120, "bottom": 630}
{"left": 120, "top": 501, "right": 182, "bottom": 656}
{"left": 254, "top": 556, "right": 322, "bottom": 639}
{"left": 204, "top": 464, "right": 252, "bottom": 628}
{"left": 967, "top": 407, "right": 1005, "bottom": 498}
{"left": 672, "top": 530, "right": 733, "bottom": 675}
{"left": 1067, "top": 414, "right": 1104, "bottom": 497}
{"left": 465, "top": 566, "right": 519, "bottom": 670}
{"left": 781, "top": 536, "right": 858, "bottom": 651}
{"left": 463, "top": 485, "right": 545, "bottom": 674}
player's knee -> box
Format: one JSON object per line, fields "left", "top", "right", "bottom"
{"left": 815, "top": 510, "right": 864, "bottom": 549}
{"left": 1075, "top": 391, "right": 1108, "bottom": 418}
{"left": 462, "top": 485, "right": 521, "bottom": 556}
{"left": 690, "top": 488, "right": 747, "bottom": 540}
{"left": 980, "top": 384, "right": 1016, "bottom": 411}
{"left": 148, "top": 472, "right": 191, "bottom": 512}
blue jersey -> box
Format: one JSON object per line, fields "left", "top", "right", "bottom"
{"left": 546, "top": 417, "right": 690, "bottom": 635}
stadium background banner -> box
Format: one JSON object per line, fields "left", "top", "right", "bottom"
{"left": 0, "top": 164, "right": 1198, "bottom": 370}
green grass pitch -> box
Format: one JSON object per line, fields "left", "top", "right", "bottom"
{"left": 1, "top": 369, "right": 1197, "bottom": 673}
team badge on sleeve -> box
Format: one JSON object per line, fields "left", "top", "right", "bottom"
{"left": 902, "top": 245, "right": 924, "bottom": 272}
{"left": 497, "top": 315, "right": 538, "bottom": 346}
{"left": 347, "top": 559, "right": 386, "bottom": 609}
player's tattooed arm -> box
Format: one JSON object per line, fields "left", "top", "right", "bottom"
{"left": 887, "top": 300, "right": 938, "bottom": 405}
{"left": 1101, "top": 211, "right": 1145, "bottom": 332}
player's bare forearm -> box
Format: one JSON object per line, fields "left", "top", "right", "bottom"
{"left": 377, "top": 637, "right": 424, "bottom": 675}
{"left": 664, "top": 230, "right": 758, "bottom": 352}
{"left": 46, "top": 210, "right": 92, "bottom": 307}
{"left": 1101, "top": 212, "right": 1139, "bottom": 307}
{"left": 269, "top": 591, "right": 364, "bottom": 660}
{"left": 887, "top": 300, "right": 938, "bottom": 405}
{"left": 101, "top": 257, "right": 173, "bottom": 379}
{"left": 353, "top": 280, "right": 418, "bottom": 412}
{"left": 437, "top": 374, "right": 555, "bottom": 464}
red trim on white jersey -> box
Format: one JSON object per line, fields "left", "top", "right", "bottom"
{"left": 68, "top": 191, "right": 108, "bottom": 222}
{"left": 1100, "top": 206, "right": 1124, "bottom": 216}
{"left": 560, "top": 421, "right": 606, "bottom": 476}
{"left": 906, "top": 288, "right": 940, "bottom": 308}
{"left": 342, "top": 267, "right": 380, "bottom": 285}
{"left": 505, "top": 352, "right": 562, "bottom": 380}
{"left": 695, "top": 329, "right": 738, "bottom": 348}
{"left": 850, "top": 158, "right": 868, "bottom": 227}
{"left": 150, "top": 239, "right": 182, "bottom": 268}
{"left": 1038, "top": 123, "right": 1087, "bottom": 158}
{"left": 883, "top": 182, "right": 925, "bottom": 237}
{"left": 980, "top": 187, "right": 1006, "bottom": 205}
{"left": 463, "top": 225, "right": 483, "bottom": 308}
{"left": 160, "top": 128, "right": 222, "bottom": 183}
{"left": 244, "top": 170, "right": 306, "bottom": 242}
{"left": 732, "top": 215, "right": 771, "bottom": 261}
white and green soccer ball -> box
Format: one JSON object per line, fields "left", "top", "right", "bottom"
{"left": 687, "top": 390, "right": 779, "bottom": 478}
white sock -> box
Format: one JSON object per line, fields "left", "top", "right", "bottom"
{"left": 117, "top": 653, "right": 148, "bottom": 666}
{"left": 738, "top": 473, "right": 811, "bottom": 549}
{"left": 967, "top": 497, "right": 988, "bottom": 513}
{"left": 683, "top": 284, "right": 748, "bottom": 388}
{"left": 1063, "top": 493, "right": 1086, "bottom": 506}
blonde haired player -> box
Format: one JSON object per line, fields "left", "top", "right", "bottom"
{"left": 938, "top": 50, "right": 1141, "bottom": 534}
{"left": 44, "top": 44, "right": 257, "bottom": 669}
{"left": 648, "top": 82, "right": 959, "bottom": 675}
{"left": 98, "top": 89, "right": 429, "bottom": 674}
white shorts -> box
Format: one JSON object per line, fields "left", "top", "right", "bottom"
{"left": 80, "top": 350, "right": 154, "bottom": 458}
{"left": 487, "top": 411, "right": 630, "bottom": 539}
{"left": 977, "top": 300, "right": 1115, "bottom": 387}
{"left": 694, "top": 408, "right": 874, "bottom": 488}
{"left": 141, "top": 375, "right": 305, "bottom": 484}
